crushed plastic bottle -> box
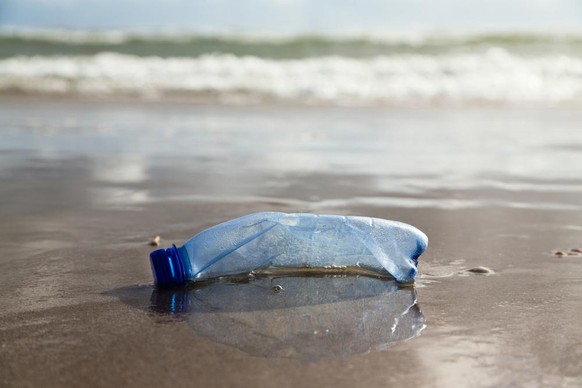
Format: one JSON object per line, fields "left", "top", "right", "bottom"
{"left": 149, "top": 212, "right": 428, "bottom": 287}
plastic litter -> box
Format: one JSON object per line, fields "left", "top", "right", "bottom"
{"left": 149, "top": 212, "right": 428, "bottom": 287}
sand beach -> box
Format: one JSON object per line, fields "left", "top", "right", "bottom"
{"left": 1, "top": 96, "right": 582, "bottom": 386}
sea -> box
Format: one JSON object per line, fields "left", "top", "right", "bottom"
{"left": 2, "top": 27, "right": 582, "bottom": 106}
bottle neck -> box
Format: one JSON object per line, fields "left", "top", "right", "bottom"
{"left": 175, "top": 244, "right": 193, "bottom": 281}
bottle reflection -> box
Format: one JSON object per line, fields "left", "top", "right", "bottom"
{"left": 150, "top": 276, "right": 424, "bottom": 362}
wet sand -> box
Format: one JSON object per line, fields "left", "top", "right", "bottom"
{"left": 1, "top": 97, "right": 582, "bottom": 387}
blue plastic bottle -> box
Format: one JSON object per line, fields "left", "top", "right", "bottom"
{"left": 150, "top": 212, "right": 428, "bottom": 287}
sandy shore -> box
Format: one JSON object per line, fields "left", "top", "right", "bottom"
{"left": 1, "top": 97, "right": 582, "bottom": 387}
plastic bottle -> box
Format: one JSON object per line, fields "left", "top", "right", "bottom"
{"left": 149, "top": 212, "right": 428, "bottom": 287}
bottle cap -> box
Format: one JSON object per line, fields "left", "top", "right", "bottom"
{"left": 150, "top": 246, "right": 186, "bottom": 288}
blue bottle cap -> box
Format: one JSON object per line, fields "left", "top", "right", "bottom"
{"left": 150, "top": 246, "right": 186, "bottom": 288}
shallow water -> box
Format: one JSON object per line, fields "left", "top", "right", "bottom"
{"left": 1, "top": 97, "right": 582, "bottom": 387}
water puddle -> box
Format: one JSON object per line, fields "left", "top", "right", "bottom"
{"left": 146, "top": 275, "right": 424, "bottom": 362}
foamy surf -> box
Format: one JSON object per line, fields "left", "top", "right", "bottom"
{"left": 2, "top": 49, "right": 582, "bottom": 105}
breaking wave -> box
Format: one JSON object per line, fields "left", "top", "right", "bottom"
{"left": 2, "top": 49, "right": 582, "bottom": 105}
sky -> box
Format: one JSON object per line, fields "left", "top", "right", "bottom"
{"left": 1, "top": 0, "right": 582, "bottom": 33}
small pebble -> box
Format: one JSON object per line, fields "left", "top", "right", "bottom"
{"left": 570, "top": 248, "right": 582, "bottom": 253}
{"left": 567, "top": 252, "right": 579, "bottom": 256}
{"left": 554, "top": 251, "right": 566, "bottom": 257}
{"left": 149, "top": 236, "right": 161, "bottom": 247}
{"left": 467, "top": 266, "right": 494, "bottom": 274}
{"left": 272, "top": 285, "right": 284, "bottom": 293}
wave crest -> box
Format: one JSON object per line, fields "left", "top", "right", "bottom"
{"left": 1, "top": 50, "right": 582, "bottom": 105}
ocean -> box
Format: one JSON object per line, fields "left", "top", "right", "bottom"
{"left": 2, "top": 27, "right": 582, "bottom": 106}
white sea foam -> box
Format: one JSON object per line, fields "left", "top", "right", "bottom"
{"left": 2, "top": 50, "right": 582, "bottom": 105}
